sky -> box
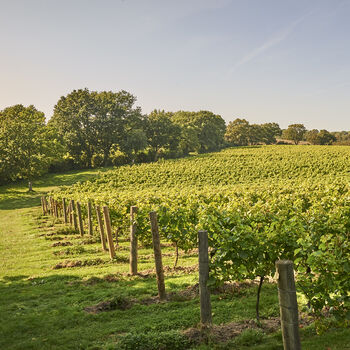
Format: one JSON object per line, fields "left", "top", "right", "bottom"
{"left": 0, "top": 0, "right": 349, "bottom": 130}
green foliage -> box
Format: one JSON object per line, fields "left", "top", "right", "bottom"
{"left": 0, "top": 104, "right": 62, "bottom": 185}
{"left": 52, "top": 146, "right": 350, "bottom": 327}
{"left": 234, "top": 329, "right": 265, "bottom": 346}
{"left": 282, "top": 124, "right": 306, "bottom": 145}
{"left": 146, "top": 110, "right": 181, "bottom": 159}
{"left": 172, "top": 110, "right": 226, "bottom": 153}
{"left": 306, "top": 129, "right": 337, "bottom": 145}
{"left": 1, "top": 166, "right": 350, "bottom": 349}
{"left": 50, "top": 89, "right": 144, "bottom": 167}
{"left": 116, "top": 330, "right": 190, "bottom": 350}
{"left": 224, "top": 119, "right": 281, "bottom": 146}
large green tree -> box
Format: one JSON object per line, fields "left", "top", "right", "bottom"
{"left": 282, "top": 124, "right": 306, "bottom": 145}
{"left": 0, "top": 105, "right": 59, "bottom": 187}
{"left": 172, "top": 110, "right": 226, "bottom": 153}
{"left": 49, "top": 89, "right": 144, "bottom": 167}
{"left": 306, "top": 129, "right": 336, "bottom": 145}
{"left": 225, "top": 119, "right": 281, "bottom": 146}
{"left": 145, "top": 110, "right": 181, "bottom": 160}
{"left": 224, "top": 118, "right": 251, "bottom": 146}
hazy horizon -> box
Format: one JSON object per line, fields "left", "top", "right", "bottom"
{"left": 1, "top": 0, "right": 349, "bottom": 131}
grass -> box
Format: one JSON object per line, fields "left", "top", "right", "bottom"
{"left": 0, "top": 167, "right": 349, "bottom": 349}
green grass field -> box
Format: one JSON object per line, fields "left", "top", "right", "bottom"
{"left": 1, "top": 147, "right": 349, "bottom": 349}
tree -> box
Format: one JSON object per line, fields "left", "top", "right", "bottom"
{"left": 0, "top": 105, "right": 59, "bottom": 188}
{"left": 318, "top": 129, "right": 336, "bottom": 145}
{"left": 49, "top": 89, "right": 144, "bottom": 167}
{"left": 121, "top": 129, "right": 148, "bottom": 162}
{"left": 172, "top": 111, "right": 226, "bottom": 152}
{"left": 146, "top": 110, "right": 181, "bottom": 160}
{"left": 305, "top": 129, "right": 319, "bottom": 145}
{"left": 260, "top": 123, "right": 281, "bottom": 144}
{"left": 224, "top": 118, "right": 253, "bottom": 146}
{"left": 306, "top": 129, "right": 336, "bottom": 145}
{"left": 282, "top": 124, "right": 306, "bottom": 145}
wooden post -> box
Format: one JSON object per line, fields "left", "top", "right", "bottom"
{"left": 52, "top": 199, "right": 57, "bottom": 218}
{"left": 96, "top": 205, "right": 107, "bottom": 251}
{"left": 87, "top": 202, "right": 93, "bottom": 235}
{"left": 48, "top": 196, "right": 52, "bottom": 215}
{"left": 130, "top": 206, "right": 138, "bottom": 275}
{"left": 50, "top": 197, "right": 54, "bottom": 216}
{"left": 276, "top": 260, "right": 301, "bottom": 350}
{"left": 71, "top": 200, "right": 78, "bottom": 231}
{"left": 41, "top": 197, "right": 45, "bottom": 215}
{"left": 149, "top": 211, "right": 166, "bottom": 300}
{"left": 62, "top": 198, "right": 68, "bottom": 224}
{"left": 43, "top": 197, "right": 48, "bottom": 215}
{"left": 102, "top": 206, "right": 116, "bottom": 259}
{"left": 198, "top": 230, "right": 212, "bottom": 325}
{"left": 54, "top": 200, "right": 59, "bottom": 218}
{"left": 69, "top": 200, "right": 73, "bottom": 225}
{"left": 76, "top": 201, "right": 84, "bottom": 236}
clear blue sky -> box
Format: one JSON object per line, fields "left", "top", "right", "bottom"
{"left": 1, "top": 0, "right": 349, "bottom": 130}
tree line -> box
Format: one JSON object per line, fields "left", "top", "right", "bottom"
{"left": 0, "top": 88, "right": 348, "bottom": 186}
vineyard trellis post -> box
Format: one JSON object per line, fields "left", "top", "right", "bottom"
{"left": 41, "top": 197, "right": 45, "bottom": 215}
{"left": 130, "top": 206, "right": 138, "bottom": 275}
{"left": 95, "top": 205, "right": 107, "bottom": 251}
{"left": 53, "top": 200, "right": 58, "bottom": 218}
{"left": 198, "top": 230, "right": 212, "bottom": 325}
{"left": 87, "top": 202, "right": 93, "bottom": 235}
{"left": 76, "top": 201, "right": 84, "bottom": 236}
{"left": 62, "top": 198, "right": 68, "bottom": 224}
{"left": 276, "top": 260, "right": 301, "bottom": 350}
{"left": 149, "top": 211, "right": 166, "bottom": 300}
{"left": 71, "top": 200, "right": 78, "bottom": 231}
{"left": 43, "top": 197, "right": 48, "bottom": 215}
{"left": 68, "top": 200, "right": 73, "bottom": 225}
{"left": 102, "top": 206, "right": 116, "bottom": 259}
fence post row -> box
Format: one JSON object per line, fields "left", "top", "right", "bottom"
{"left": 102, "top": 206, "right": 116, "bottom": 259}
{"left": 276, "top": 260, "right": 301, "bottom": 350}
{"left": 130, "top": 206, "right": 138, "bottom": 275}
{"left": 149, "top": 211, "right": 166, "bottom": 300}
{"left": 198, "top": 230, "right": 212, "bottom": 325}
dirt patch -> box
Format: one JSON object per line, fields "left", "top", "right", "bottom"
{"left": 52, "top": 258, "right": 105, "bottom": 269}
{"left": 52, "top": 241, "right": 73, "bottom": 247}
{"left": 44, "top": 235, "right": 64, "bottom": 241}
{"left": 104, "top": 273, "right": 123, "bottom": 282}
{"left": 184, "top": 318, "right": 279, "bottom": 345}
{"left": 84, "top": 297, "right": 131, "bottom": 314}
{"left": 184, "top": 314, "right": 312, "bottom": 345}
{"left": 78, "top": 237, "right": 100, "bottom": 245}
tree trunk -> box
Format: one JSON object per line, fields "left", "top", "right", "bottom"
{"left": 28, "top": 181, "right": 33, "bottom": 192}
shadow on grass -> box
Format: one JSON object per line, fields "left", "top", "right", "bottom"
{"left": 0, "top": 167, "right": 112, "bottom": 211}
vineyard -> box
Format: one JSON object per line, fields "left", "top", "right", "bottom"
{"left": 51, "top": 145, "right": 350, "bottom": 328}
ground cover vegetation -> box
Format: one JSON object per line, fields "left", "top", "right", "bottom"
{"left": 52, "top": 147, "right": 350, "bottom": 331}
{"left": 1, "top": 88, "right": 349, "bottom": 187}
{"left": 1, "top": 146, "right": 350, "bottom": 349}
